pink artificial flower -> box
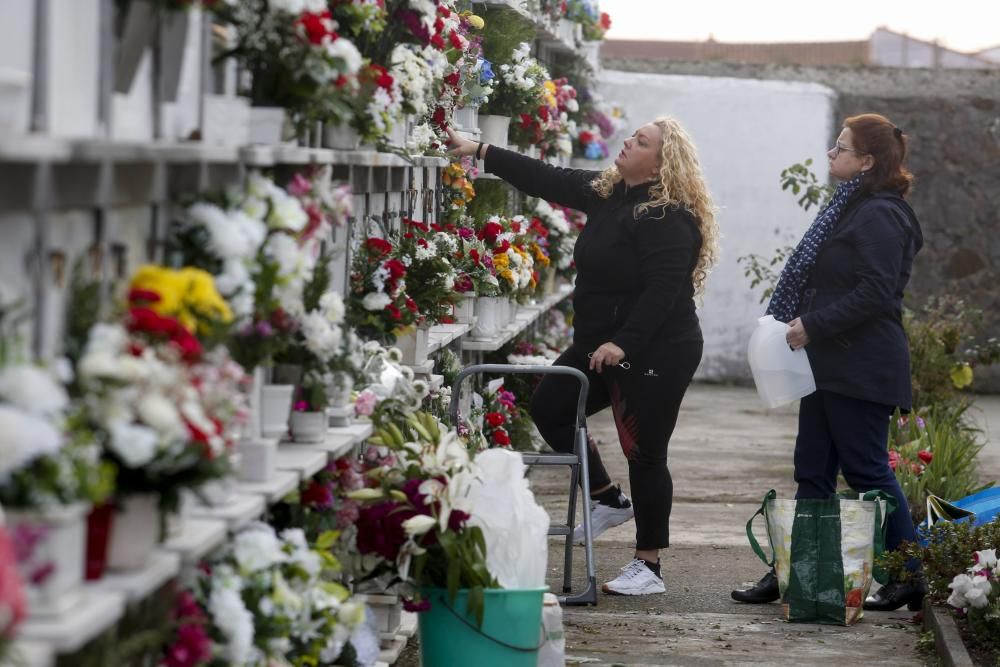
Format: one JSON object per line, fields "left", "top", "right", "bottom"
{"left": 294, "top": 400, "right": 310, "bottom": 412}
{"left": 0, "top": 526, "right": 27, "bottom": 639}
{"left": 288, "top": 172, "right": 312, "bottom": 197}
{"left": 355, "top": 389, "right": 378, "bottom": 417}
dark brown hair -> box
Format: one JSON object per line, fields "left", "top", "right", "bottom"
{"left": 844, "top": 113, "right": 913, "bottom": 197}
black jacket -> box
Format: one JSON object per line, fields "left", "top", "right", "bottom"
{"left": 798, "top": 191, "right": 923, "bottom": 411}
{"left": 485, "top": 147, "right": 703, "bottom": 362}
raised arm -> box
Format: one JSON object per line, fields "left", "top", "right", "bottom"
{"left": 446, "top": 127, "right": 600, "bottom": 213}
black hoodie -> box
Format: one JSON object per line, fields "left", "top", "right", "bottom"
{"left": 484, "top": 146, "right": 703, "bottom": 364}
{"left": 797, "top": 191, "right": 924, "bottom": 411}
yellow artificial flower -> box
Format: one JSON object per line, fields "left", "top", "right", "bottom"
{"left": 129, "top": 265, "right": 232, "bottom": 333}
{"left": 493, "top": 253, "right": 509, "bottom": 269}
{"left": 465, "top": 13, "right": 485, "bottom": 30}
{"left": 499, "top": 269, "right": 515, "bottom": 284}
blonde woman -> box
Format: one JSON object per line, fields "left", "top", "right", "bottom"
{"left": 446, "top": 119, "right": 719, "bottom": 595}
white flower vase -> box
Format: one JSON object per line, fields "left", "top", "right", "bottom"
{"left": 526, "top": 145, "right": 540, "bottom": 159}
{"left": 454, "top": 294, "right": 477, "bottom": 324}
{"left": 543, "top": 271, "right": 557, "bottom": 297}
{"left": 202, "top": 94, "right": 250, "bottom": 146}
{"left": 290, "top": 411, "right": 327, "bottom": 443}
{"left": 323, "top": 123, "right": 361, "bottom": 150}
{"left": 260, "top": 384, "right": 294, "bottom": 438}
{"left": 478, "top": 114, "right": 511, "bottom": 150}
{"left": 0, "top": 67, "right": 31, "bottom": 135}
{"left": 107, "top": 494, "right": 160, "bottom": 572}
{"left": 509, "top": 299, "right": 520, "bottom": 324}
{"left": 6, "top": 503, "right": 88, "bottom": 618}
{"left": 248, "top": 106, "right": 288, "bottom": 144}
{"left": 197, "top": 474, "right": 239, "bottom": 506}
{"left": 237, "top": 438, "right": 277, "bottom": 483}
{"left": 395, "top": 325, "right": 431, "bottom": 365}
{"left": 453, "top": 106, "right": 479, "bottom": 133}
{"left": 582, "top": 40, "right": 602, "bottom": 72}
{"left": 358, "top": 594, "right": 403, "bottom": 635}
{"left": 328, "top": 371, "right": 355, "bottom": 409}
{"left": 470, "top": 297, "right": 505, "bottom": 339}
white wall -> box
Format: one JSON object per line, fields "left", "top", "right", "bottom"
{"left": 597, "top": 70, "right": 836, "bottom": 381}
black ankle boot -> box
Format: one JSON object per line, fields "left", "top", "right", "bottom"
{"left": 863, "top": 577, "right": 928, "bottom": 611}
{"left": 731, "top": 569, "right": 780, "bottom": 604}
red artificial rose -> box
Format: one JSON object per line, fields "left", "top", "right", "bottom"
{"left": 497, "top": 240, "right": 511, "bottom": 254}
{"left": 356, "top": 501, "right": 415, "bottom": 561}
{"left": 469, "top": 248, "right": 481, "bottom": 264}
{"left": 366, "top": 237, "right": 393, "bottom": 255}
{"left": 444, "top": 71, "right": 461, "bottom": 87}
{"left": 437, "top": 5, "right": 452, "bottom": 17}
{"left": 479, "top": 221, "right": 503, "bottom": 244}
{"left": 579, "top": 130, "right": 595, "bottom": 144}
{"left": 538, "top": 105, "right": 550, "bottom": 122}
{"left": 485, "top": 412, "right": 505, "bottom": 427}
{"left": 295, "top": 10, "right": 335, "bottom": 46}
{"left": 918, "top": 450, "right": 933, "bottom": 464}
{"left": 434, "top": 17, "right": 445, "bottom": 32}
{"left": 128, "top": 288, "right": 161, "bottom": 304}
{"left": 301, "top": 480, "right": 335, "bottom": 509}
{"left": 519, "top": 113, "right": 534, "bottom": 129}
{"left": 448, "top": 31, "right": 465, "bottom": 51}
{"left": 600, "top": 12, "right": 612, "bottom": 29}
{"left": 492, "top": 429, "right": 511, "bottom": 446}
{"left": 430, "top": 33, "right": 445, "bottom": 50}
{"left": 405, "top": 297, "right": 418, "bottom": 313}
{"left": 384, "top": 259, "right": 407, "bottom": 279}
{"left": 386, "top": 304, "right": 402, "bottom": 321}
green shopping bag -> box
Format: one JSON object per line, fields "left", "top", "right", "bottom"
{"left": 745, "top": 489, "right": 896, "bottom": 625}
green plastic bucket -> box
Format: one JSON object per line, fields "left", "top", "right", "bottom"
{"left": 417, "top": 587, "right": 547, "bottom": 667}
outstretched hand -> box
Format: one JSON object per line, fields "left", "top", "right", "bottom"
{"left": 445, "top": 126, "right": 484, "bottom": 159}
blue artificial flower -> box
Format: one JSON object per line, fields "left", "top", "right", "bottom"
{"left": 479, "top": 58, "right": 495, "bottom": 84}
{"left": 584, "top": 141, "right": 604, "bottom": 160}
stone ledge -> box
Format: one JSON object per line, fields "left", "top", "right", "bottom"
{"left": 923, "top": 600, "right": 976, "bottom": 667}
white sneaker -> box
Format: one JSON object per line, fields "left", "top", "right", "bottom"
{"left": 572, "top": 499, "right": 634, "bottom": 544}
{"left": 602, "top": 558, "right": 666, "bottom": 596}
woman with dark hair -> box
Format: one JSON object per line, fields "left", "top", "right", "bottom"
{"left": 731, "top": 113, "right": 926, "bottom": 610}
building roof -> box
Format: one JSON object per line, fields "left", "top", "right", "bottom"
{"left": 601, "top": 38, "right": 870, "bottom": 66}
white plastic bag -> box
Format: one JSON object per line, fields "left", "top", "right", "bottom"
{"left": 747, "top": 315, "right": 816, "bottom": 408}
{"left": 467, "top": 448, "right": 550, "bottom": 588}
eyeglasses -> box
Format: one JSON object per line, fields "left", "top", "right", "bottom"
{"left": 830, "top": 142, "right": 864, "bottom": 158}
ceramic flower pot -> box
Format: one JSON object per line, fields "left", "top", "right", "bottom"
{"left": 260, "top": 384, "right": 294, "bottom": 438}
{"left": 323, "top": 123, "right": 362, "bottom": 150}
{"left": 470, "top": 297, "right": 505, "bottom": 339}
{"left": 237, "top": 438, "right": 277, "bottom": 483}
{"left": 478, "top": 114, "right": 511, "bottom": 150}
{"left": 453, "top": 106, "right": 479, "bottom": 133}
{"left": 248, "top": 106, "right": 288, "bottom": 144}
{"left": 106, "top": 493, "right": 160, "bottom": 572}
{"left": 395, "top": 325, "right": 431, "bottom": 366}
{"left": 454, "top": 294, "right": 477, "bottom": 324}
{"left": 290, "top": 410, "right": 327, "bottom": 443}
{"left": 328, "top": 371, "right": 355, "bottom": 409}
{"left": 6, "top": 503, "right": 88, "bottom": 617}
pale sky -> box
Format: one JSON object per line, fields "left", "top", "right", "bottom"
{"left": 601, "top": 0, "right": 1000, "bottom": 54}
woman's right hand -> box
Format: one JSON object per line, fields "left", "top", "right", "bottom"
{"left": 445, "top": 127, "right": 486, "bottom": 159}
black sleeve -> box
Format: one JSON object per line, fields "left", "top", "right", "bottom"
{"left": 484, "top": 145, "right": 601, "bottom": 213}
{"left": 800, "top": 203, "right": 907, "bottom": 339}
{"left": 611, "top": 210, "right": 700, "bottom": 359}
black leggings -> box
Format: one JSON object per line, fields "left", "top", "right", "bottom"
{"left": 530, "top": 340, "right": 702, "bottom": 550}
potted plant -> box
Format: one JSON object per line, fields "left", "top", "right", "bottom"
{"left": 211, "top": 0, "right": 364, "bottom": 143}
{"left": 75, "top": 266, "right": 244, "bottom": 572}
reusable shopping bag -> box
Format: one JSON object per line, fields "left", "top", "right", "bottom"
{"left": 918, "top": 486, "right": 1000, "bottom": 545}
{"left": 745, "top": 489, "right": 895, "bottom": 625}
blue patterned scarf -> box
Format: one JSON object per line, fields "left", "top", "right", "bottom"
{"left": 766, "top": 173, "right": 865, "bottom": 323}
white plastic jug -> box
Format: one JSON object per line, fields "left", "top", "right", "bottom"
{"left": 747, "top": 315, "right": 816, "bottom": 408}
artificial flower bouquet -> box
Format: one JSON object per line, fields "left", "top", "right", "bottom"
{"left": 351, "top": 410, "right": 497, "bottom": 618}
{"left": 476, "top": 215, "right": 537, "bottom": 300}
{"left": 530, "top": 198, "right": 576, "bottom": 280}
{"left": 211, "top": 0, "right": 364, "bottom": 134}
{"left": 565, "top": 0, "right": 611, "bottom": 41}
{"left": 393, "top": 219, "right": 461, "bottom": 325}
{"left": 347, "top": 236, "right": 419, "bottom": 343}
{"left": 76, "top": 266, "right": 249, "bottom": 516}
{"left": 450, "top": 225, "right": 503, "bottom": 299}
{"left": 181, "top": 523, "right": 378, "bottom": 666}
{"left": 477, "top": 42, "right": 549, "bottom": 119}
{"left": 947, "top": 548, "right": 1000, "bottom": 640}
{"left": 0, "top": 315, "right": 113, "bottom": 511}
{"left": 461, "top": 378, "right": 520, "bottom": 450}
{"left": 440, "top": 159, "right": 477, "bottom": 224}
{"left": 573, "top": 91, "right": 627, "bottom": 161}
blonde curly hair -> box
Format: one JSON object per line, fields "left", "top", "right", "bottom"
{"left": 590, "top": 117, "right": 719, "bottom": 295}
